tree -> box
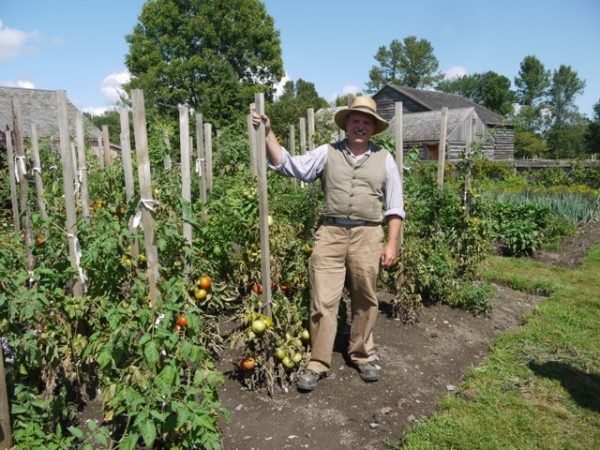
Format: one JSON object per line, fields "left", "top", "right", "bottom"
{"left": 514, "top": 129, "right": 547, "bottom": 159}
{"left": 514, "top": 55, "right": 550, "bottom": 133}
{"left": 545, "top": 65, "right": 586, "bottom": 157}
{"left": 125, "top": 0, "right": 283, "bottom": 128}
{"left": 437, "top": 71, "right": 514, "bottom": 116}
{"left": 547, "top": 65, "right": 586, "bottom": 127}
{"left": 584, "top": 99, "right": 600, "bottom": 154}
{"left": 366, "top": 36, "right": 442, "bottom": 93}
{"left": 267, "top": 79, "right": 328, "bottom": 140}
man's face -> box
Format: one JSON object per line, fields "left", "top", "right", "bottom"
{"left": 345, "top": 111, "right": 375, "bottom": 145}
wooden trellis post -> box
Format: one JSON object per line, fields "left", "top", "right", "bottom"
{"left": 394, "top": 101, "right": 404, "bottom": 247}
{"left": 131, "top": 89, "right": 160, "bottom": 305}
{"left": 179, "top": 106, "right": 193, "bottom": 274}
{"left": 307, "top": 108, "right": 315, "bottom": 151}
{"left": 299, "top": 117, "right": 307, "bottom": 155}
{"left": 30, "top": 124, "right": 48, "bottom": 221}
{"left": 12, "top": 98, "right": 34, "bottom": 271}
{"left": 5, "top": 125, "right": 20, "bottom": 233}
{"left": 0, "top": 346, "right": 13, "bottom": 449}
{"left": 464, "top": 113, "right": 474, "bottom": 219}
{"left": 163, "top": 128, "right": 172, "bottom": 170}
{"left": 288, "top": 124, "right": 297, "bottom": 191}
{"left": 254, "top": 93, "right": 274, "bottom": 395}
{"left": 248, "top": 105, "right": 257, "bottom": 175}
{"left": 195, "top": 113, "right": 207, "bottom": 221}
{"left": 102, "top": 125, "right": 112, "bottom": 167}
{"left": 437, "top": 107, "right": 448, "bottom": 187}
{"left": 204, "top": 123, "right": 213, "bottom": 190}
{"left": 75, "top": 113, "right": 90, "bottom": 220}
{"left": 119, "top": 107, "right": 139, "bottom": 258}
{"left": 57, "top": 91, "right": 84, "bottom": 296}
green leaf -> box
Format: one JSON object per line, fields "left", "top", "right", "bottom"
{"left": 144, "top": 340, "right": 160, "bottom": 365}
{"left": 141, "top": 421, "right": 157, "bottom": 447}
{"left": 119, "top": 433, "right": 139, "bottom": 450}
{"left": 68, "top": 426, "right": 84, "bottom": 439}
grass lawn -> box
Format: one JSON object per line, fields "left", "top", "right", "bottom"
{"left": 395, "top": 243, "right": 600, "bottom": 450}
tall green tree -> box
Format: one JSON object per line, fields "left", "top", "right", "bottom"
{"left": 514, "top": 55, "right": 550, "bottom": 133}
{"left": 125, "top": 0, "right": 283, "bottom": 127}
{"left": 267, "top": 79, "right": 328, "bottom": 140}
{"left": 545, "top": 65, "right": 586, "bottom": 157}
{"left": 547, "top": 65, "right": 586, "bottom": 127}
{"left": 437, "top": 71, "right": 514, "bottom": 116}
{"left": 584, "top": 99, "right": 600, "bottom": 155}
{"left": 366, "top": 36, "right": 442, "bottom": 92}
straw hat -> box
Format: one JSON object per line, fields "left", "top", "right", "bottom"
{"left": 334, "top": 96, "right": 389, "bottom": 135}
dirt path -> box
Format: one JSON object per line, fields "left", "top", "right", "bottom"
{"left": 217, "top": 221, "right": 600, "bottom": 450}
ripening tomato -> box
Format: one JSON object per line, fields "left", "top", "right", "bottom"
{"left": 251, "top": 283, "right": 264, "bottom": 294}
{"left": 35, "top": 235, "right": 45, "bottom": 247}
{"left": 176, "top": 315, "right": 188, "bottom": 327}
{"left": 198, "top": 275, "right": 212, "bottom": 290}
{"left": 194, "top": 288, "right": 208, "bottom": 301}
{"left": 241, "top": 357, "right": 255, "bottom": 370}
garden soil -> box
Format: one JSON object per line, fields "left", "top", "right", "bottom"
{"left": 216, "top": 220, "right": 600, "bottom": 450}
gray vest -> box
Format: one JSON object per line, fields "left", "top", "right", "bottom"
{"left": 321, "top": 141, "right": 388, "bottom": 223}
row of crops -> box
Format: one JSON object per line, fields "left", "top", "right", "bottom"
{"left": 1, "top": 101, "right": 599, "bottom": 448}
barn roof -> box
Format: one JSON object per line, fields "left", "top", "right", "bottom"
{"left": 0, "top": 86, "right": 101, "bottom": 140}
{"left": 390, "top": 107, "right": 476, "bottom": 142}
{"left": 380, "top": 85, "right": 507, "bottom": 126}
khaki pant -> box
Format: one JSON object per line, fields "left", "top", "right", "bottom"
{"left": 306, "top": 223, "right": 384, "bottom": 374}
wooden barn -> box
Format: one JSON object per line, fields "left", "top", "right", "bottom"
{"left": 373, "top": 85, "right": 514, "bottom": 161}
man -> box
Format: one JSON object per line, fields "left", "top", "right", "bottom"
{"left": 252, "top": 95, "right": 404, "bottom": 392}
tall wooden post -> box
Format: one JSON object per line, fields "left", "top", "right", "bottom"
{"left": 30, "top": 124, "right": 48, "bottom": 221}
{"left": 307, "top": 108, "right": 315, "bottom": 151}
{"left": 57, "top": 91, "right": 84, "bottom": 296}
{"left": 204, "top": 123, "right": 213, "bottom": 190}
{"left": 75, "top": 113, "right": 90, "bottom": 220}
{"left": 119, "top": 108, "right": 139, "bottom": 258}
{"left": 179, "top": 106, "right": 193, "bottom": 252}
{"left": 195, "top": 113, "right": 207, "bottom": 221}
{"left": 248, "top": 105, "right": 257, "bottom": 175}
{"left": 289, "top": 124, "right": 297, "bottom": 191}
{"left": 0, "top": 347, "right": 13, "bottom": 449}
{"left": 254, "top": 92, "right": 274, "bottom": 396}
{"left": 5, "top": 126, "right": 19, "bottom": 233}
{"left": 131, "top": 89, "right": 160, "bottom": 305}
{"left": 102, "top": 125, "right": 112, "bottom": 167}
{"left": 394, "top": 101, "right": 404, "bottom": 247}
{"left": 437, "top": 107, "right": 448, "bottom": 187}
{"left": 299, "top": 117, "right": 307, "bottom": 155}
{"left": 464, "top": 113, "right": 474, "bottom": 219}
{"left": 12, "top": 98, "right": 34, "bottom": 271}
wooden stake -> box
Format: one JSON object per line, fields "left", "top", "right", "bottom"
{"left": 102, "top": 125, "right": 112, "bottom": 167}
{"left": 307, "top": 108, "right": 315, "bottom": 151}
{"left": 179, "top": 106, "right": 193, "bottom": 253}
{"left": 204, "top": 123, "right": 213, "bottom": 190}
{"left": 57, "top": 91, "right": 84, "bottom": 296}
{"left": 0, "top": 346, "right": 13, "bottom": 450}
{"left": 131, "top": 89, "right": 160, "bottom": 305}
{"left": 437, "top": 107, "right": 448, "bottom": 187}
{"left": 299, "top": 117, "right": 307, "bottom": 155}
{"left": 195, "top": 113, "right": 207, "bottom": 221}
{"left": 5, "top": 126, "right": 20, "bottom": 233}
{"left": 393, "top": 102, "right": 404, "bottom": 248}
{"left": 75, "top": 113, "right": 90, "bottom": 220}
{"left": 12, "top": 98, "right": 34, "bottom": 272}
{"left": 30, "top": 123, "right": 48, "bottom": 221}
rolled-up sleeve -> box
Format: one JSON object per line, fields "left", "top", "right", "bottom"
{"left": 384, "top": 153, "right": 405, "bottom": 220}
{"left": 268, "top": 145, "right": 328, "bottom": 182}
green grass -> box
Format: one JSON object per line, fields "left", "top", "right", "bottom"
{"left": 394, "top": 241, "right": 600, "bottom": 450}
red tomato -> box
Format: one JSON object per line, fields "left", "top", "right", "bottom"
{"left": 198, "top": 275, "right": 212, "bottom": 290}
{"left": 241, "top": 357, "right": 255, "bottom": 370}
{"left": 176, "top": 315, "right": 188, "bottom": 327}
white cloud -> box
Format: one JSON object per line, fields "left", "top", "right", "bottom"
{"left": 443, "top": 66, "right": 468, "bottom": 80}
{"left": 273, "top": 72, "right": 291, "bottom": 99}
{"left": 82, "top": 106, "right": 110, "bottom": 116}
{"left": 328, "top": 84, "right": 358, "bottom": 103}
{"left": 0, "top": 20, "right": 39, "bottom": 62}
{"left": 100, "top": 71, "right": 131, "bottom": 104}
{"left": 0, "top": 80, "right": 36, "bottom": 89}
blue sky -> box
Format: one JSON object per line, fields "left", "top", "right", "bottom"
{"left": 2, "top": 0, "right": 598, "bottom": 117}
